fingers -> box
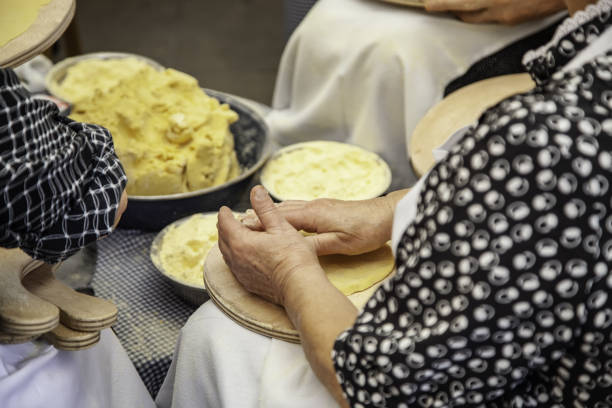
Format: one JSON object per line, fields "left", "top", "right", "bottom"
{"left": 217, "top": 206, "right": 247, "bottom": 241}
{"left": 250, "top": 186, "right": 290, "bottom": 232}
{"left": 304, "top": 232, "right": 362, "bottom": 256}
{"left": 304, "top": 233, "right": 338, "bottom": 256}
{"left": 454, "top": 6, "right": 522, "bottom": 24}
{"left": 425, "top": 0, "right": 510, "bottom": 12}
{"left": 454, "top": 9, "right": 494, "bottom": 23}
{"left": 274, "top": 200, "right": 319, "bottom": 232}
{"left": 425, "top": 0, "right": 486, "bottom": 12}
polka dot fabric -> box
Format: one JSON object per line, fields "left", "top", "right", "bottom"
{"left": 332, "top": 6, "right": 612, "bottom": 408}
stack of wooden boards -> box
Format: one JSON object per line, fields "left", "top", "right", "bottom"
{"left": 0, "top": 248, "right": 116, "bottom": 350}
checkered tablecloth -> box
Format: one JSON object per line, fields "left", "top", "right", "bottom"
{"left": 91, "top": 229, "right": 198, "bottom": 397}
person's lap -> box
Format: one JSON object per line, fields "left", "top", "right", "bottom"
{"left": 156, "top": 301, "right": 337, "bottom": 408}
{"left": 268, "top": 0, "right": 565, "bottom": 187}
{"left": 0, "top": 329, "right": 155, "bottom": 408}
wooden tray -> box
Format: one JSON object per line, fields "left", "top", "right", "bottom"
{"left": 0, "top": 0, "right": 75, "bottom": 68}
{"left": 410, "top": 73, "right": 535, "bottom": 177}
{"left": 378, "top": 0, "right": 424, "bottom": 7}
{"left": 203, "top": 244, "right": 393, "bottom": 343}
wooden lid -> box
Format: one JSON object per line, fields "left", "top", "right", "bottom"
{"left": 203, "top": 244, "right": 393, "bottom": 343}
{"left": 0, "top": 0, "right": 75, "bottom": 68}
{"left": 410, "top": 73, "right": 535, "bottom": 177}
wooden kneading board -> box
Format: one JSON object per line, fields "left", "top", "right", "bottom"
{"left": 0, "top": 249, "right": 59, "bottom": 336}
{"left": 377, "top": 0, "right": 424, "bottom": 7}
{"left": 0, "top": 248, "right": 115, "bottom": 349}
{"left": 204, "top": 244, "right": 394, "bottom": 344}
{"left": 0, "top": 0, "right": 75, "bottom": 68}
{"left": 410, "top": 73, "right": 535, "bottom": 177}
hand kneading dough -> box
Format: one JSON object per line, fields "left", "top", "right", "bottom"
{"left": 159, "top": 212, "right": 395, "bottom": 295}
{"left": 57, "top": 58, "right": 240, "bottom": 196}
{"left": 320, "top": 245, "right": 394, "bottom": 295}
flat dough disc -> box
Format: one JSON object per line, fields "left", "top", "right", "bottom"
{"left": 320, "top": 245, "right": 394, "bottom": 295}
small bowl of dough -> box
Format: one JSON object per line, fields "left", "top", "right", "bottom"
{"left": 46, "top": 53, "right": 271, "bottom": 230}
{"left": 260, "top": 141, "right": 391, "bottom": 201}
{"left": 150, "top": 212, "right": 221, "bottom": 306}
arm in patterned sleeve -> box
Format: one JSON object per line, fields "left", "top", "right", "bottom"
{"left": 0, "top": 68, "right": 127, "bottom": 264}
{"left": 332, "top": 53, "right": 612, "bottom": 407}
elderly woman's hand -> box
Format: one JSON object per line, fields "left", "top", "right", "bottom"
{"left": 424, "top": 0, "right": 565, "bottom": 25}
{"left": 217, "top": 186, "right": 322, "bottom": 305}
{"left": 241, "top": 189, "right": 409, "bottom": 256}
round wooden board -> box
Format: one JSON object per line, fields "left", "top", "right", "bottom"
{"left": 410, "top": 73, "right": 535, "bottom": 177}
{"left": 0, "top": 0, "right": 75, "bottom": 68}
{"left": 378, "top": 0, "right": 424, "bottom": 7}
{"left": 203, "top": 244, "right": 394, "bottom": 343}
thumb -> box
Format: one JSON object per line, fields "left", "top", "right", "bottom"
{"left": 250, "top": 185, "right": 288, "bottom": 231}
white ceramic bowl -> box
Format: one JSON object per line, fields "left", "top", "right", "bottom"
{"left": 260, "top": 140, "right": 392, "bottom": 201}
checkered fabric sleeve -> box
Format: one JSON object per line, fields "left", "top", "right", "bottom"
{"left": 0, "top": 68, "right": 127, "bottom": 264}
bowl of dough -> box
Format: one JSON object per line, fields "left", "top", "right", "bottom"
{"left": 149, "top": 212, "right": 221, "bottom": 305}
{"left": 260, "top": 140, "right": 391, "bottom": 201}
{"left": 46, "top": 52, "right": 271, "bottom": 230}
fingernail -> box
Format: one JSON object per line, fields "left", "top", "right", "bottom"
{"left": 254, "top": 186, "right": 268, "bottom": 201}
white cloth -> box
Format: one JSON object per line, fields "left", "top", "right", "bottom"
{"left": 155, "top": 301, "right": 337, "bottom": 408}
{"left": 267, "top": 0, "right": 564, "bottom": 187}
{"left": 0, "top": 329, "right": 155, "bottom": 408}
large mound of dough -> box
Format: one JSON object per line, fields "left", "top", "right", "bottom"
{"left": 58, "top": 58, "right": 240, "bottom": 196}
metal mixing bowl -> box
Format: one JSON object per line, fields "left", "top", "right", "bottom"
{"left": 46, "top": 53, "right": 271, "bottom": 230}
{"left": 149, "top": 213, "right": 214, "bottom": 306}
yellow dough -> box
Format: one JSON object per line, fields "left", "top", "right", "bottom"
{"left": 320, "top": 245, "right": 394, "bottom": 295}
{"left": 159, "top": 213, "right": 219, "bottom": 287}
{"left": 261, "top": 141, "right": 391, "bottom": 201}
{"left": 57, "top": 58, "right": 240, "bottom": 196}
{"left": 0, "top": 0, "right": 50, "bottom": 47}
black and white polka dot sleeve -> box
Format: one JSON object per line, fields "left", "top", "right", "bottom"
{"left": 0, "top": 68, "right": 127, "bottom": 264}
{"left": 332, "top": 51, "right": 612, "bottom": 408}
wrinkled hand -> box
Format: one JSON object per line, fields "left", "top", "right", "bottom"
{"left": 217, "top": 186, "right": 321, "bottom": 305}
{"left": 241, "top": 195, "right": 396, "bottom": 256}
{"left": 424, "top": 0, "right": 565, "bottom": 25}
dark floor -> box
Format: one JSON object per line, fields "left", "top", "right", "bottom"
{"left": 54, "top": 0, "right": 285, "bottom": 105}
